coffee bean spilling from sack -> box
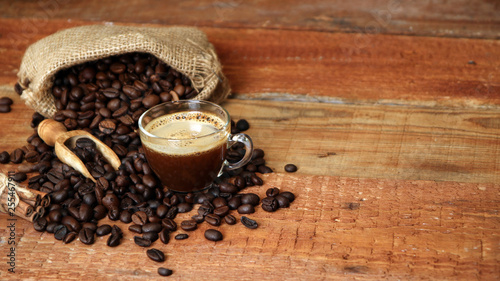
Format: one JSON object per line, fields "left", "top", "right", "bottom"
{"left": 8, "top": 53, "right": 296, "bottom": 276}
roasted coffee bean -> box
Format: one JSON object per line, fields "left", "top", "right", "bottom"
{"left": 205, "top": 214, "right": 221, "bottom": 226}
{"left": 63, "top": 232, "right": 77, "bottom": 244}
{"left": 159, "top": 92, "right": 172, "bottom": 102}
{"left": 142, "top": 94, "right": 160, "bottom": 108}
{"left": 158, "top": 267, "right": 173, "bottom": 276}
{"left": 93, "top": 205, "right": 107, "bottom": 220}
{"left": 251, "top": 148, "right": 265, "bottom": 160}
{"left": 120, "top": 210, "right": 132, "bottom": 223}
{"left": 48, "top": 209, "right": 63, "bottom": 223}
{"left": 61, "top": 215, "right": 80, "bottom": 232}
{"left": 237, "top": 204, "right": 255, "bottom": 214}
{"left": 14, "top": 83, "right": 23, "bottom": 95}
{"left": 99, "top": 119, "right": 116, "bottom": 134}
{"left": 146, "top": 214, "right": 160, "bottom": 224}
{"left": 173, "top": 84, "right": 185, "bottom": 96}
{"left": 134, "top": 236, "right": 152, "bottom": 247}
{"left": 112, "top": 106, "right": 129, "bottom": 118}
{"left": 219, "top": 182, "right": 238, "bottom": 194}
{"left": 143, "top": 231, "right": 159, "bottom": 243}
{"left": 79, "top": 228, "right": 95, "bottom": 245}
{"left": 0, "top": 151, "right": 9, "bottom": 164}
{"left": 108, "top": 207, "right": 121, "bottom": 221}
{"left": 212, "top": 197, "right": 227, "bottom": 208}
{"left": 46, "top": 222, "right": 58, "bottom": 233}
{"left": 176, "top": 202, "right": 193, "bottom": 213}
{"left": 80, "top": 66, "right": 96, "bottom": 81}
{"left": 122, "top": 85, "right": 141, "bottom": 99}
{"left": 156, "top": 204, "right": 169, "bottom": 218}
{"left": 106, "top": 99, "right": 121, "bottom": 111}
{"left": 78, "top": 204, "right": 93, "bottom": 222}
{"left": 236, "top": 119, "right": 250, "bottom": 131}
{"left": 228, "top": 197, "right": 242, "bottom": 210}
{"left": 275, "top": 195, "right": 290, "bottom": 208}
{"left": 34, "top": 161, "right": 51, "bottom": 174}
{"left": 251, "top": 174, "right": 264, "bottom": 185}
{"left": 262, "top": 196, "right": 279, "bottom": 212}
{"left": 11, "top": 172, "right": 27, "bottom": 182}
{"left": 197, "top": 204, "right": 213, "bottom": 217}
{"left": 159, "top": 229, "right": 170, "bottom": 244}
{"left": 76, "top": 137, "right": 95, "bottom": 149}
{"left": 67, "top": 207, "right": 80, "bottom": 220}
{"left": 82, "top": 222, "right": 98, "bottom": 232}
{"left": 165, "top": 206, "right": 178, "bottom": 219}
{"left": 279, "top": 192, "right": 295, "bottom": 203}
{"left": 213, "top": 206, "right": 230, "bottom": 217}
{"left": 111, "top": 225, "right": 123, "bottom": 237}
{"left": 24, "top": 151, "right": 39, "bottom": 163}
{"left": 266, "top": 187, "right": 280, "bottom": 197}
{"left": 241, "top": 193, "right": 260, "bottom": 206}
{"left": 258, "top": 165, "right": 273, "bottom": 174}
{"left": 33, "top": 217, "right": 48, "bottom": 232}
{"left": 129, "top": 224, "right": 143, "bottom": 234}
{"left": 175, "top": 233, "right": 189, "bottom": 240}
{"left": 96, "top": 224, "right": 112, "bottom": 236}
{"left": 54, "top": 224, "right": 68, "bottom": 240}
{"left": 241, "top": 216, "right": 258, "bottom": 229}
{"left": 142, "top": 174, "right": 157, "bottom": 188}
{"left": 11, "top": 148, "right": 24, "bottom": 164}
{"left": 107, "top": 233, "right": 121, "bottom": 247}
{"left": 224, "top": 214, "right": 237, "bottom": 225}
{"left": 234, "top": 175, "right": 246, "bottom": 189}
{"left": 0, "top": 97, "right": 13, "bottom": 105}
{"left": 102, "top": 193, "right": 119, "bottom": 210}
{"left": 115, "top": 175, "right": 130, "bottom": 187}
{"left": 204, "top": 229, "right": 223, "bottom": 242}
{"left": 47, "top": 171, "right": 64, "bottom": 184}
{"left": 82, "top": 193, "right": 97, "bottom": 207}
{"left": 169, "top": 194, "right": 183, "bottom": 206}
{"left": 36, "top": 143, "right": 51, "bottom": 154}
{"left": 191, "top": 214, "right": 205, "bottom": 223}
{"left": 61, "top": 109, "right": 78, "bottom": 119}
{"left": 142, "top": 223, "right": 162, "bottom": 233}
{"left": 110, "top": 62, "right": 126, "bottom": 74}
{"left": 284, "top": 164, "right": 298, "bottom": 173}
{"left": 147, "top": 248, "right": 165, "bottom": 262}
{"left": 161, "top": 218, "right": 177, "bottom": 231}
{"left": 180, "top": 220, "right": 198, "bottom": 231}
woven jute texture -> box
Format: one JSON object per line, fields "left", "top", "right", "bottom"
{"left": 17, "top": 25, "right": 230, "bottom": 118}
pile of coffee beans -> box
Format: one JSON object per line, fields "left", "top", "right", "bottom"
{"left": 0, "top": 97, "right": 13, "bottom": 113}
{"left": 6, "top": 53, "right": 297, "bottom": 277}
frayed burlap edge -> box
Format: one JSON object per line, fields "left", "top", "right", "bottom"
{"left": 17, "top": 25, "right": 230, "bottom": 118}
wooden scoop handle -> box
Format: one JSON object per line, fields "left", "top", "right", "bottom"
{"left": 37, "top": 119, "right": 68, "bottom": 147}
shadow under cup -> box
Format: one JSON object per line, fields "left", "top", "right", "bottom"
{"left": 138, "top": 100, "right": 253, "bottom": 193}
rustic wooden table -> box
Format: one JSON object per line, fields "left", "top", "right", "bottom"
{"left": 0, "top": 1, "right": 499, "bottom": 280}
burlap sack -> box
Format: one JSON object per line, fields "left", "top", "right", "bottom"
{"left": 17, "top": 25, "right": 230, "bottom": 118}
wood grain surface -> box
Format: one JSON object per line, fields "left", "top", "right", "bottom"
{"left": 1, "top": 173, "right": 499, "bottom": 280}
{"left": 0, "top": 1, "right": 499, "bottom": 280}
{"left": 1, "top": 0, "right": 499, "bottom": 39}
{"left": 1, "top": 18, "right": 499, "bottom": 107}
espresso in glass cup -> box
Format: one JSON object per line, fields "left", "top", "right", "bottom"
{"left": 138, "top": 100, "right": 253, "bottom": 193}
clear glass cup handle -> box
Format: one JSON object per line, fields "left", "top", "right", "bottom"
{"left": 226, "top": 133, "right": 253, "bottom": 170}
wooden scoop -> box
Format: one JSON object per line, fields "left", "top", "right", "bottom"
{"left": 37, "top": 119, "right": 121, "bottom": 183}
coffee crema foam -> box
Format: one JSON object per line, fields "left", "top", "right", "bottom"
{"left": 143, "top": 111, "right": 227, "bottom": 155}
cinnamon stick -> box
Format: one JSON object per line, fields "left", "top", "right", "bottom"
{"left": 0, "top": 193, "right": 36, "bottom": 221}
{"left": 35, "top": 205, "right": 46, "bottom": 218}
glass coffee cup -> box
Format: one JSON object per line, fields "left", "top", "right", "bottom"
{"left": 138, "top": 100, "right": 253, "bottom": 193}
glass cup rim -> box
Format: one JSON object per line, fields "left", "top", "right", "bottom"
{"left": 138, "top": 100, "right": 230, "bottom": 141}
